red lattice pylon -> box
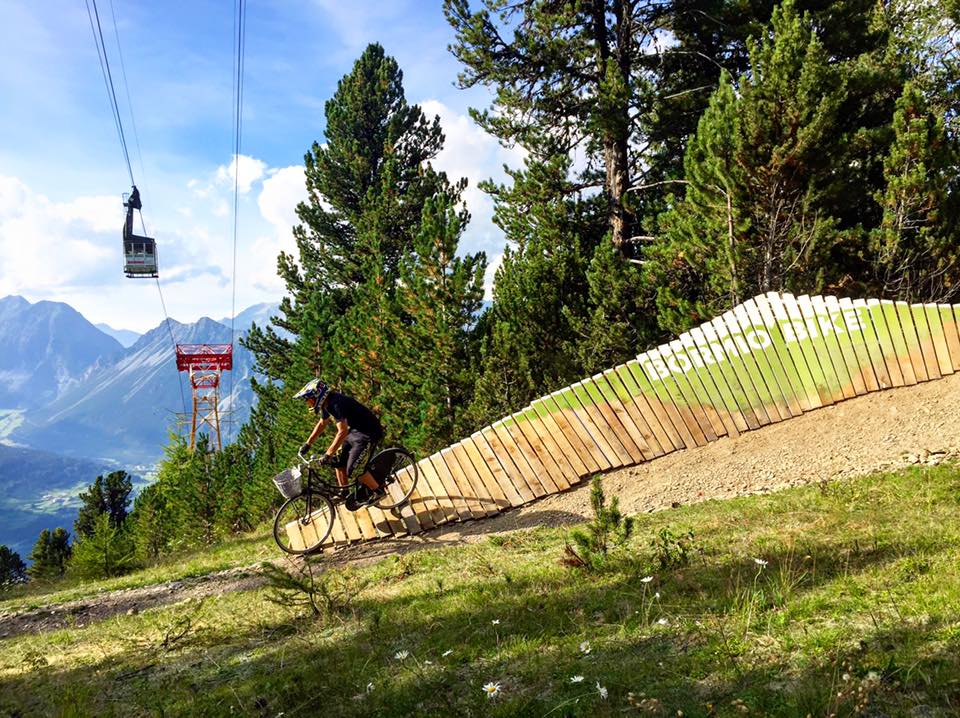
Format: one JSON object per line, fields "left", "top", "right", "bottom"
{"left": 176, "top": 344, "right": 233, "bottom": 451}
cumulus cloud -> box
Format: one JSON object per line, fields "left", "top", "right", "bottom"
{"left": 247, "top": 165, "right": 309, "bottom": 292}
{"left": 0, "top": 176, "right": 114, "bottom": 296}
{"left": 215, "top": 154, "right": 268, "bottom": 194}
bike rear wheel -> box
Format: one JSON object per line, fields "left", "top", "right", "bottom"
{"left": 273, "top": 490, "right": 335, "bottom": 554}
{"left": 371, "top": 448, "right": 419, "bottom": 510}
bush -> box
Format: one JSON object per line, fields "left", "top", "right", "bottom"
{"left": 563, "top": 476, "right": 635, "bottom": 571}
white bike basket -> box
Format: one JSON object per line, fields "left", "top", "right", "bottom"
{"left": 272, "top": 467, "right": 302, "bottom": 500}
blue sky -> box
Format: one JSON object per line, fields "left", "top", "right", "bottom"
{"left": 0, "top": 1, "right": 521, "bottom": 332}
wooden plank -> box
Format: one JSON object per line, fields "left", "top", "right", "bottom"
{"left": 655, "top": 343, "right": 720, "bottom": 441}
{"left": 528, "top": 401, "right": 589, "bottom": 479}
{"left": 878, "top": 300, "right": 916, "bottom": 385}
{"left": 703, "top": 317, "right": 773, "bottom": 426}
{"left": 327, "top": 504, "right": 350, "bottom": 546}
{"left": 585, "top": 374, "right": 651, "bottom": 458}
{"left": 895, "top": 301, "right": 928, "bottom": 382}
{"left": 767, "top": 293, "right": 834, "bottom": 407}
{"left": 567, "top": 382, "right": 632, "bottom": 466}
{"left": 865, "top": 299, "right": 906, "bottom": 387}
{"left": 485, "top": 423, "right": 531, "bottom": 504}
{"left": 939, "top": 304, "right": 960, "bottom": 371}
{"left": 799, "top": 295, "right": 855, "bottom": 401}
{"left": 686, "top": 326, "right": 755, "bottom": 432}
{"left": 547, "top": 390, "right": 613, "bottom": 471}
{"left": 580, "top": 378, "right": 646, "bottom": 463}
{"left": 427, "top": 453, "right": 471, "bottom": 523}
{"left": 595, "top": 372, "right": 660, "bottom": 459}
{"left": 463, "top": 435, "right": 513, "bottom": 507}
{"left": 515, "top": 408, "right": 577, "bottom": 489}
{"left": 471, "top": 434, "right": 528, "bottom": 511}
{"left": 754, "top": 295, "right": 820, "bottom": 412}
{"left": 436, "top": 449, "right": 483, "bottom": 520}
{"left": 745, "top": 297, "right": 807, "bottom": 416}
{"left": 366, "top": 502, "right": 403, "bottom": 538}
{"left": 352, "top": 504, "right": 381, "bottom": 541}
{"left": 412, "top": 459, "right": 450, "bottom": 528}
{"left": 501, "top": 416, "right": 562, "bottom": 493}
{"left": 781, "top": 294, "right": 843, "bottom": 404}
{"left": 724, "top": 307, "right": 790, "bottom": 421}
{"left": 417, "top": 456, "right": 461, "bottom": 525}
{"left": 532, "top": 397, "right": 597, "bottom": 475}
{"left": 602, "top": 368, "right": 669, "bottom": 455}
{"left": 910, "top": 303, "right": 942, "bottom": 380}
{"left": 852, "top": 298, "right": 893, "bottom": 390}
{"left": 671, "top": 336, "right": 739, "bottom": 439}
{"left": 925, "top": 304, "right": 955, "bottom": 376}
{"left": 735, "top": 301, "right": 800, "bottom": 418}
{"left": 335, "top": 501, "right": 365, "bottom": 543}
{"left": 835, "top": 297, "right": 880, "bottom": 393}
{"left": 512, "top": 415, "right": 579, "bottom": 491}
{"left": 492, "top": 416, "right": 557, "bottom": 494}
{"left": 452, "top": 441, "right": 502, "bottom": 516}
{"left": 392, "top": 463, "right": 439, "bottom": 533}
{"left": 816, "top": 295, "right": 868, "bottom": 396}
{"left": 615, "top": 362, "right": 681, "bottom": 452}
{"left": 633, "top": 353, "right": 699, "bottom": 447}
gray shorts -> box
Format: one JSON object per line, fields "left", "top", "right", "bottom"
{"left": 332, "top": 431, "right": 379, "bottom": 477}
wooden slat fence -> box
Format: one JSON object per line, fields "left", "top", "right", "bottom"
{"left": 285, "top": 293, "right": 960, "bottom": 550}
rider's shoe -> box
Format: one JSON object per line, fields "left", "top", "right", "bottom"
{"left": 345, "top": 484, "right": 385, "bottom": 511}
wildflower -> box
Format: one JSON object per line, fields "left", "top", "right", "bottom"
{"left": 842, "top": 673, "right": 850, "bottom": 682}
{"left": 654, "top": 592, "right": 660, "bottom": 600}
{"left": 641, "top": 576, "right": 654, "bottom": 583}
{"left": 492, "top": 619, "right": 500, "bottom": 625}
{"left": 394, "top": 650, "right": 410, "bottom": 660}
{"left": 596, "top": 682, "right": 608, "bottom": 700}
{"left": 366, "top": 682, "right": 374, "bottom": 693}
{"left": 753, "top": 557, "right": 768, "bottom": 567}
{"left": 483, "top": 682, "right": 501, "bottom": 699}
{"left": 570, "top": 675, "right": 585, "bottom": 683}
{"left": 424, "top": 660, "right": 433, "bottom": 666}
{"left": 657, "top": 618, "right": 669, "bottom": 626}
{"left": 442, "top": 649, "right": 453, "bottom": 657}
{"left": 579, "top": 640, "right": 591, "bottom": 654}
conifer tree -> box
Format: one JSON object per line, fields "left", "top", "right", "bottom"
{"left": 70, "top": 514, "right": 137, "bottom": 579}
{"left": 75, "top": 471, "right": 133, "bottom": 540}
{"left": 130, "top": 483, "right": 171, "bottom": 561}
{"left": 0, "top": 545, "right": 27, "bottom": 591}
{"left": 871, "top": 81, "right": 960, "bottom": 301}
{"left": 27, "top": 528, "right": 71, "bottom": 580}
{"left": 390, "top": 194, "right": 486, "bottom": 451}
{"left": 650, "top": 1, "right": 845, "bottom": 332}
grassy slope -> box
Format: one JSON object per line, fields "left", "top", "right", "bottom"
{"left": 1, "top": 463, "right": 959, "bottom": 717}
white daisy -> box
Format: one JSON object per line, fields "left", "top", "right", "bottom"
{"left": 596, "top": 682, "right": 608, "bottom": 700}
{"left": 492, "top": 619, "right": 500, "bottom": 625}
{"left": 579, "top": 640, "right": 591, "bottom": 654}
{"left": 394, "top": 650, "right": 410, "bottom": 660}
{"left": 366, "top": 682, "right": 374, "bottom": 693}
{"left": 753, "top": 557, "right": 768, "bottom": 566}
{"left": 442, "top": 649, "right": 453, "bottom": 657}
{"left": 570, "top": 675, "right": 585, "bottom": 683}
{"left": 657, "top": 618, "right": 669, "bottom": 626}
{"left": 641, "top": 576, "right": 654, "bottom": 583}
{"left": 483, "top": 682, "right": 501, "bottom": 699}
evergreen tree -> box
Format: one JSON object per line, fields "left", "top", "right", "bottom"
{"left": 70, "top": 514, "right": 137, "bottom": 580}
{"left": 389, "top": 194, "right": 486, "bottom": 451}
{"left": 27, "top": 528, "right": 71, "bottom": 580}
{"left": 74, "top": 470, "right": 133, "bottom": 540}
{"left": 130, "top": 483, "right": 171, "bottom": 562}
{"left": 0, "top": 545, "right": 27, "bottom": 591}
{"left": 871, "top": 81, "right": 960, "bottom": 301}
{"left": 650, "top": 1, "right": 846, "bottom": 332}
{"left": 212, "top": 442, "right": 255, "bottom": 536}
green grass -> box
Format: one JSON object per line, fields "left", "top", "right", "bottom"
{"left": 2, "top": 463, "right": 960, "bottom": 717}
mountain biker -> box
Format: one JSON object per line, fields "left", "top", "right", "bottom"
{"left": 294, "top": 379, "right": 386, "bottom": 509}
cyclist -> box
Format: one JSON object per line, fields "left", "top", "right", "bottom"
{"left": 294, "top": 379, "right": 386, "bottom": 510}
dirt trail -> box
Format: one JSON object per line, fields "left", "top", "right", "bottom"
{"left": 2, "top": 374, "right": 958, "bottom": 638}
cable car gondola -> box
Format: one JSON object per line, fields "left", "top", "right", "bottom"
{"left": 122, "top": 186, "right": 158, "bottom": 278}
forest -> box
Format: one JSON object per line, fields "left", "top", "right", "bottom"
{"left": 3, "top": 0, "right": 958, "bottom": 579}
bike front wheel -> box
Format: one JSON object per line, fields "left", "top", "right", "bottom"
{"left": 273, "top": 490, "right": 335, "bottom": 554}
{"left": 371, "top": 448, "right": 419, "bottom": 510}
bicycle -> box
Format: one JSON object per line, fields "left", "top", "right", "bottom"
{"left": 271, "top": 445, "right": 419, "bottom": 555}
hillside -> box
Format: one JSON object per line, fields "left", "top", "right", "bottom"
{"left": 1, "top": 377, "right": 959, "bottom": 716}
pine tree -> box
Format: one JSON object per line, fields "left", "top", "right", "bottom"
{"left": 389, "top": 193, "right": 486, "bottom": 451}
{"left": 130, "top": 483, "right": 171, "bottom": 561}
{"left": 650, "top": 1, "right": 846, "bottom": 332}
{"left": 75, "top": 471, "right": 133, "bottom": 540}
{"left": 0, "top": 545, "right": 27, "bottom": 591}
{"left": 70, "top": 514, "right": 137, "bottom": 580}
{"left": 27, "top": 528, "right": 71, "bottom": 580}
{"left": 871, "top": 81, "right": 960, "bottom": 301}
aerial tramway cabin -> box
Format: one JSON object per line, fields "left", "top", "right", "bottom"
{"left": 122, "top": 186, "right": 158, "bottom": 278}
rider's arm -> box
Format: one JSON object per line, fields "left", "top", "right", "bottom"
{"left": 305, "top": 417, "right": 328, "bottom": 448}
{"left": 326, "top": 419, "right": 350, "bottom": 457}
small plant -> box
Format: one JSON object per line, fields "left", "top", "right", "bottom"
{"left": 651, "top": 526, "right": 695, "bottom": 570}
{"left": 563, "top": 476, "right": 635, "bottom": 571}
{"left": 263, "top": 559, "right": 369, "bottom": 621}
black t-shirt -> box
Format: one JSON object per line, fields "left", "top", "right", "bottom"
{"left": 322, "top": 392, "right": 384, "bottom": 439}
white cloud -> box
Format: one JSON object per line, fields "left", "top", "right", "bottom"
{"left": 247, "top": 165, "right": 309, "bottom": 292}
{"left": 0, "top": 176, "right": 114, "bottom": 296}
{"left": 215, "top": 154, "right": 268, "bottom": 195}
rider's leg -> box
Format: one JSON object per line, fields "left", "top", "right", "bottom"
{"left": 357, "top": 471, "right": 379, "bottom": 491}
{"left": 335, "top": 466, "right": 348, "bottom": 486}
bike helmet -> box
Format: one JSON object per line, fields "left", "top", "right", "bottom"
{"left": 293, "top": 378, "right": 329, "bottom": 412}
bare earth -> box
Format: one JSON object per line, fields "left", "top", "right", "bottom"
{"left": 2, "top": 374, "right": 958, "bottom": 637}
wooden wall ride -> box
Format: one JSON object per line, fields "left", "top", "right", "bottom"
{"left": 285, "top": 293, "right": 960, "bottom": 550}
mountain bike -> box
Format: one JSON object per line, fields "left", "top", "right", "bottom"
{"left": 271, "top": 446, "right": 419, "bottom": 555}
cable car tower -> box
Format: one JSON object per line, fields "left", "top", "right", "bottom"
{"left": 176, "top": 344, "right": 232, "bottom": 451}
